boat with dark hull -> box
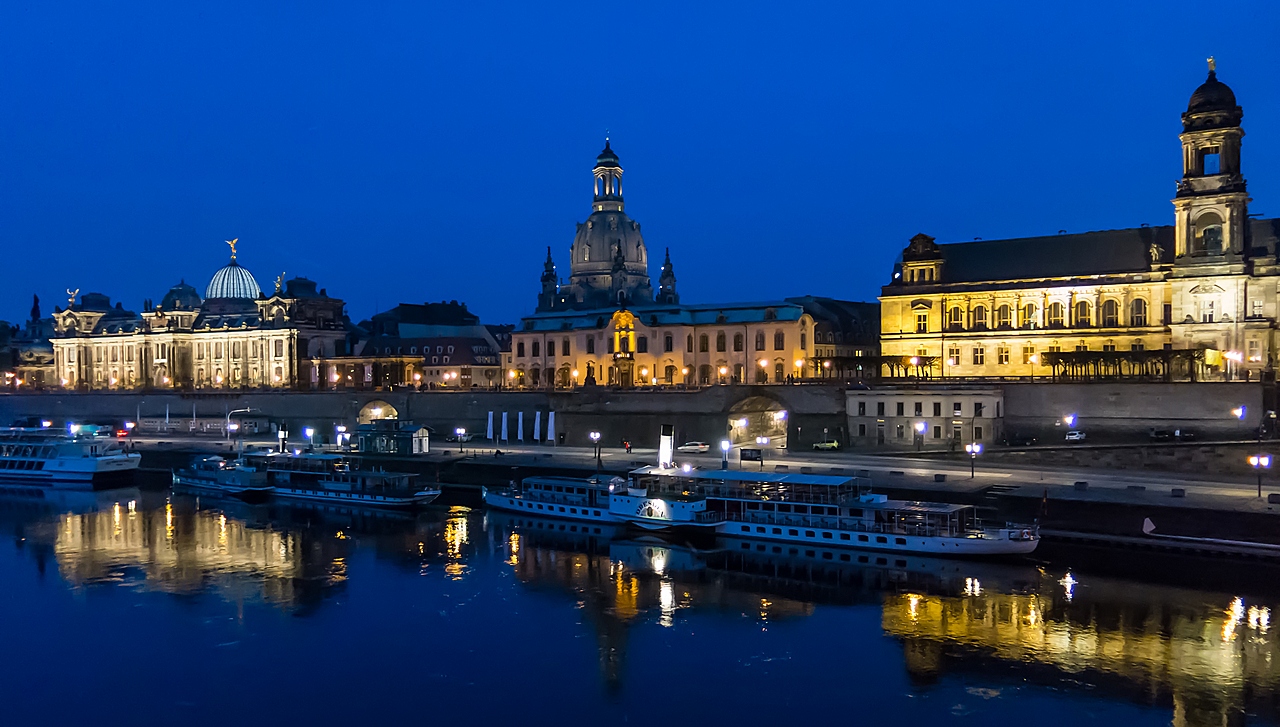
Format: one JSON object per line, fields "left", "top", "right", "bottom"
{"left": 172, "top": 455, "right": 273, "bottom": 502}
{"left": 243, "top": 452, "right": 441, "bottom": 509}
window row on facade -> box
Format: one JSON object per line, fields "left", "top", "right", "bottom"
{"left": 921, "top": 298, "right": 1157, "bottom": 333}
{"left": 515, "top": 329, "right": 804, "bottom": 358}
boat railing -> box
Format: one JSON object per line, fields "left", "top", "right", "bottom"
{"left": 730, "top": 512, "right": 970, "bottom": 538}
{"left": 636, "top": 478, "right": 854, "bottom": 505}
{"left": 504, "top": 490, "right": 602, "bottom": 507}
{"left": 694, "top": 510, "right": 725, "bottom": 523}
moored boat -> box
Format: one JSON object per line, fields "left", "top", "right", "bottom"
{"left": 624, "top": 466, "right": 1039, "bottom": 557}
{"left": 172, "top": 455, "right": 272, "bottom": 502}
{"left": 244, "top": 451, "right": 440, "bottom": 509}
{"left": 482, "top": 475, "right": 620, "bottom": 524}
{"left": 0, "top": 427, "right": 140, "bottom": 489}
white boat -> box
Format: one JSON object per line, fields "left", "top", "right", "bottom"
{"left": 172, "top": 455, "right": 272, "bottom": 502}
{"left": 606, "top": 480, "right": 723, "bottom": 532}
{"left": 244, "top": 451, "right": 441, "bottom": 509}
{"left": 624, "top": 466, "right": 1039, "bottom": 557}
{"left": 0, "top": 427, "right": 140, "bottom": 489}
{"left": 482, "top": 475, "right": 619, "bottom": 524}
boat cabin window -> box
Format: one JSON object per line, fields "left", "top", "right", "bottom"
{"left": 846, "top": 508, "right": 863, "bottom": 517}
{"left": 778, "top": 504, "right": 792, "bottom": 513}
{"left": 793, "top": 505, "right": 807, "bottom": 514}
{"left": 746, "top": 502, "right": 760, "bottom": 510}
{"left": 577, "top": 488, "right": 587, "bottom": 494}
{"left": 554, "top": 486, "right": 564, "bottom": 492}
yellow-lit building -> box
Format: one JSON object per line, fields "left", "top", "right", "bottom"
{"left": 880, "top": 63, "right": 1279, "bottom": 381}
{"left": 51, "top": 243, "right": 349, "bottom": 390}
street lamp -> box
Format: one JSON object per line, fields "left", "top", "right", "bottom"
{"left": 304, "top": 427, "right": 315, "bottom": 449}
{"left": 755, "top": 435, "right": 770, "bottom": 471}
{"left": 1233, "top": 405, "right": 1247, "bottom": 420}
{"left": 914, "top": 421, "right": 927, "bottom": 450}
{"left": 277, "top": 426, "right": 288, "bottom": 453}
{"left": 965, "top": 442, "right": 983, "bottom": 479}
{"left": 335, "top": 424, "right": 348, "bottom": 450}
{"left": 1249, "top": 454, "right": 1271, "bottom": 498}
{"left": 720, "top": 439, "right": 731, "bottom": 469}
{"left": 455, "top": 427, "right": 466, "bottom": 453}
{"left": 1063, "top": 414, "right": 1076, "bottom": 428}
{"left": 590, "top": 431, "right": 602, "bottom": 471}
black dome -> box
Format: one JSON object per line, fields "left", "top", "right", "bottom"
{"left": 1188, "top": 70, "right": 1238, "bottom": 114}
{"left": 594, "top": 140, "right": 620, "bottom": 168}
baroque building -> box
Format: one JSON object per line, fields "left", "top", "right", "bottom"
{"left": 879, "top": 62, "right": 1280, "bottom": 381}
{"left": 512, "top": 141, "right": 878, "bottom": 389}
{"left": 50, "top": 241, "right": 349, "bottom": 390}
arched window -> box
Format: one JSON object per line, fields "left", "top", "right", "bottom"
{"left": 773, "top": 331, "right": 785, "bottom": 350}
{"left": 1101, "top": 299, "right": 1120, "bottom": 327}
{"left": 996, "top": 305, "right": 1012, "bottom": 329}
{"left": 972, "top": 306, "right": 988, "bottom": 329}
{"left": 733, "top": 333, "right": 743, "bottom": 352}
{"left": 664, "top": 334, "right": 673, "bottom": 352}
{"left": 755, "top": 331, "right": 766, "bottom": 351}
{"left": 716, "top": 332, "right": 726, "bottom": 352}
{"left": 774, "top": 361, "right": 784, "bottom": 381}
{"left": 1021, "top": 303, "right": 1037, "bottom": 329}
{"left": 686, "top": 334, "right": 693, "bottom": 353}
{"left": 698, "top": 364, "right": 712, "bottom": 385}
{"left": 1195, "top": 212, "right": 1225, "bottom": 255}
{"left": 530, "top": 368, "right": 541, "bottom": 386}
{"left": 1074, "top": 301, "right": 1091, "bottom": 327}
{"left": 948, "top": 306, "right": 963, "bottom": 329}
{"left": 1046, "top": 302, "right": 1065, "bottom": 328}
{"left": 1130, "top": 299, "right": 1149, "bottom": 327}
{"left": 699, "top": 334, "right": 709, "bottom": 353}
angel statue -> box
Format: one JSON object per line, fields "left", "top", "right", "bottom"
{"left": 66, "top": 288, "right": 79, "bottom": 307}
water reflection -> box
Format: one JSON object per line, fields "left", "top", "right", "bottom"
{"left": 4, "top": 490, "right": 1280, "bottom": 723}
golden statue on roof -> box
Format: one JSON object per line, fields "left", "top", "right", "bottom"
{"left": 1207, "top": 56, "right": 1216, "bottom": 73}
{"left": 66, "top": 288, "right": 79, "bottom": 307}
{"left": 226, "top": 237, "right": 239, "bottom": 261}
{"left": 275, "top": 272, "right": 285, "bottom": 295}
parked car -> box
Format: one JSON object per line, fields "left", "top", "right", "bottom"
{"left": 1065, "top": 430, "right": 1087, "bottom": 442}
{"left": 812, "top": 440, "right": 841, "bottom": 451}
{"left": 1002, "top": 435, "right": 1038, "bottom": 447}
{"left": 1149, "top": 429, "right": 1175, "bottom": 442}
{"left": 676, "top": 442, "right": 711, "bottom": 453}
{"left": 1177, "top": 430, "right": 1199, "bottom": 441}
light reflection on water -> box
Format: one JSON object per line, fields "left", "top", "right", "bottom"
{"left": 3, "top": 490, "right": 1280, "bottom": 725}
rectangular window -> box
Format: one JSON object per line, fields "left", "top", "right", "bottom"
{"left": 913, "top": 402, "right": 922, "bottom": 416}
{"left": 997, "top": 346, "right": 1009, "bottom": 365}
{"left": 1022, "top": 345, "right": 1036, "bottom": 365}
{"left": 1102, "top": 343, "right": 1116, "bottom": 352}
{"left": 858, "top": 423, "right": 867, "bottom": 437}
{"left": 932, "top": 402, "right": 942, "bottom": 417}
{"left": 975, "top": 425, "right": 984, "bottom": 441}
{"left": 895, "top": 402, "right": 904, "bottom": 416}
{"left": 274, "top": 340, "right": 284, "bottom": 357}
{"left": 516, "top": 342, "right": 525, "bottom": 357}
{"left": 933, "top": 426, "right": 941, "bottom": 439}
{"left": 531, "top": 341, "right": 540, "bottom": 357}
{"left": 876, "top": 402, "right": 885, "bottom": 417}
{"left": 607, "top": 338, "right": 615, "bottom": 354}
{"left": 586, "top": 337, "right": 595, "bottom": 354}
{"left": 1248, "top": 339, "right": 1261, "bottom": 362}
{"left": 947, "top": 345, "right": 960, "bottom": 365}
{"left": 953, "top": 402, "right": 962, "bottom": 416}
{"left": 774, "top": 331, "right": 785, "bottom": 350}
{"left": 1131, "top": 341, "right": 1145, "bottom": 352}
{"left": 1163, "top": 303, "right": 1173, "bottom": 325}
{"left": 972, "top": 346, "right": 985, "bottom": 365}
{"left": 1253, "top": 300, "right": 1265, "bottom": 318}
{"left": 1075, "top": 343, "right": 1088, "bottom": 352}
{"left": 664, "top": 335, "right": 673, "bottom": 353}
{"left": 896, "top": 424, "right": 905, "bottom": 439}
{"left": 857, "top": 401, "right": 866, "bottom": 416}
{"left": 562, "top": 339, "right": 570, "bottom": 356}
{"left": 974, "top": 402, "right": 984, "bottom": 417}
{"left": 915, "top": 313, "right": 928, "bottom": 333}
{"left": 637, "top": 336, "right": 648, "bottom": 353}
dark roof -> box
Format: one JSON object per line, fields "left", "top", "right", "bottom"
{"left": 889, "top": 219, "right": 1280, "bottom": 288}
{"left": 784, "top": 296, "right": 880, "bottom": 345}
{"left": 370, "top": 301, "right": 479, "bottom": 335}
{"left": 937, "top": 226, "right": 1172, "bottom": 283}
{"left": 1188, "top": 70, "right": 1238, "bottom": 115}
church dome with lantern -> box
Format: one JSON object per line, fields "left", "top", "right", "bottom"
{"left": 205, "top": 238, "right": 263, "bottom": 300}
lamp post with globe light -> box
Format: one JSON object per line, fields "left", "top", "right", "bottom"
{"left": 1249, "top": 454, "right": 1271, "bottom": 498}
{"left": 914, "top": 421, "right": 926, "bottom": 451}
{"left": 456, "top": 427, "right": 466, "bottom": 453}
{"left": 965, "top": 442, "right": 983, "bottom": 479}
{"left": 721, "top": 439, "right": 731, "bottom": 469}
{"left": 590, "top": 431, "right": 602, "bottom": 471}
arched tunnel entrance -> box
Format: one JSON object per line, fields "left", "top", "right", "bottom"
{"left": 727, "top": 396, "right": 787, "bottom": 447}
{"left": 358, "top": 400, "right": 399, "bottom": 425}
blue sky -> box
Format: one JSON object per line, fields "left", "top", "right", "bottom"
{"left": 2, "top": 1, "right": 1277, "bottom": 325}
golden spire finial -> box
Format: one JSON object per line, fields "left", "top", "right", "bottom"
{"left": 1207, "top": 56, "right": 1216, "bottom": 73}
{"left": 275, "top": 272, "right": 285, "bottom": 294}
{"left": 226, "top": 237, "right": 239, "bottom": 261}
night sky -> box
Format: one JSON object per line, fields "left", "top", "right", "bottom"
{"left": 2, "top": 1, "right": 1277, "bottom": 326}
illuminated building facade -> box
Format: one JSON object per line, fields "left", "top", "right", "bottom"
{"left": 513, "top": 142, "right": 878, "bottom": 388}
{"left": 50, "top": 242, "right": 349, "bottom": 390}
{"left": 879, "top": 63, "right": 1280, "bottom": 381}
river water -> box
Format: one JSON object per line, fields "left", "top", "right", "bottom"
{"left": 2, "top": 488, "right": 1278, "bottom": 726}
